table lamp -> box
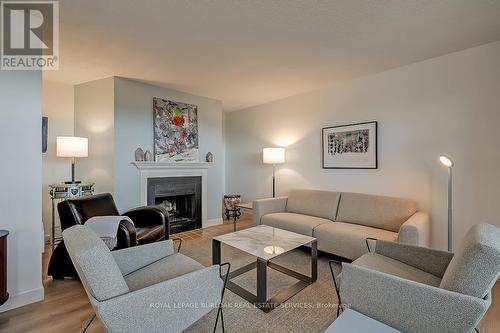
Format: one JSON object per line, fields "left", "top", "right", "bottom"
{"left": 439, "top": 155, "right": 454, "bottom": 251}
{"left": 57, "top": 136, "right": 88, "bottom": 184}
{"left": 263, "top": 147, "right": 285, "bottom": 197}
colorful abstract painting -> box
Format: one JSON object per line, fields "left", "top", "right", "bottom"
{"left": 153, "top": 98, "right": 199, "bottom": 162}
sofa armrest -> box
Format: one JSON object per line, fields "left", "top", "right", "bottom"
{"left": 96, "top": 266, "right": 223, "bottom": 333}
{"left": 112, "top": 240, "right": 174, "bottom": 276}
{"left": 397, "top": 211, "right": 430, "bottom": 246}
{"left": 375, "top": 239, "right": 454, "bottom": 278}
{"left": 340, "top": 263, "right": 490, "bottom": 333}
{"left": 253, "top": 197, "right": 288, "bottom": 225}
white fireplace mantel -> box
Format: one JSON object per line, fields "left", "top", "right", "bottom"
{"left": 132, "top": 161, "right": 214, "bottom": 170}
{"left": 132, "top": 161, "right": 214, "bottom": 228}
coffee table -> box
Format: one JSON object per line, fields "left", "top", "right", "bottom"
{"left": 323, "top": 309, "right": 401, "bottom": 332}
{"left": 212, "top": 225, "right": 317, "bottom": 312}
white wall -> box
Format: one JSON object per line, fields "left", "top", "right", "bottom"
{"left": 0, "top": 71, "right": 44, "bottom": 312}
{"left": 74, "top": 77, "right": 225, "bottom": 220}
{"left": 113, "top": 77, "right": 225, "bottom": 220}
{"left": 74, "top": 77, "right": 115, "bottom": 195}
{"left": 226, "top": 41, "right": 500, "bottom": 250}
{"left": 42, "top": 80, "right": 74, "bottom": 240}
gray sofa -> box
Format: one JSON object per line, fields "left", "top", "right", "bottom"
{"left": 253, "top": 189, "right": 429, "bottom": 260}
{"left": 338, "top": 223, "right": 500, "bottom": 333}
{"left": 63, "top": 225, "right": 225, "bottom": 333}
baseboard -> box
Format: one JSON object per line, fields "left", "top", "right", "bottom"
{"left": 0, "top": 286, "right": 44, "bottom": 313}
{"left": 205, "top": 218, "right": 223, "bottom": 228}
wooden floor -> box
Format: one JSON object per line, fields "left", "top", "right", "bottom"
{"left": 0, "top": 215, "right": 499, "bottom": 333}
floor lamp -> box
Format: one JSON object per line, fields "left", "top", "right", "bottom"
{"left": 263, "top": 148, "right": 285, "bottom": 198}
{"left": 439, "top": 155, "right": 454, "bottom": 252}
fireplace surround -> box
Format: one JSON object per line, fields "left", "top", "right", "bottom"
{"left": 147, "top": 176, "right": 202, "bottom": 233}
{"left": 132, "top": 161, "right": 213, "bottom": 229}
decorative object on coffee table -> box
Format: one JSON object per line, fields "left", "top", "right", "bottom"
{"left": 56, "top": 136, "right": 89, "bottom": 183}
{"left": 153, "top": 97, "right": 199, "bottom": 162}
{"left": 213, "top": 225, "right": 317, "bottom": 312}
{"left": 134, "top": 147, "right": 144, "bottom": 161}
{"left": 0, "top": 230, "right": 9, "bottom": 306}
{"left": 439, "top": 155, "right": 454, "bottom": 251}
{"left": 263, "top": 147, "right": 285, "bottom": 197}
{"left": 322, "top": 121, "right": 377, "bottom": 169}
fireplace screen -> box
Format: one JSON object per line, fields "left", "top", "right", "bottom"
{"left": 147, "top": 177, "right": 202, "bottom": 234}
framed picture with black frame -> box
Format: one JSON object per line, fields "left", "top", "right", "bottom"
{"left": 322, "top": 121, "right": 378, "bottom": 169}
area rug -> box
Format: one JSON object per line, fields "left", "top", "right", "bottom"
{"left": 181, "top": 237, "right": 342, "bottom": 333}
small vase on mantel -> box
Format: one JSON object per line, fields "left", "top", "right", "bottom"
{"left": 144, "top": 150, "right": 153, "bottom": 162}
{"left": 134, "top": 148, "right": 144, "bottom": 161}
{"left": 206, "top": 152, "right": 214, "bottom": 163}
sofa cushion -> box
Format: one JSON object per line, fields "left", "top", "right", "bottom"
{"left": 63, "top": 225, "right": 130, "bottom": 301}
{"left": 336, "top": 192, "right": 417, "bottom": 232}
{"left": 124, "top": 253, "right": 205, "bottom": 291}
{"left": 314, "top": 222, "right": 397, "bottom": 260}
{"left": 440, "top": 223, "right": 500, "bottom": 298}
{"left": 261, "top": 212, "right": 331, "bottom": 236}
{"left": 286, "top": 189, "right": 340, "bottom": 221}
{"left": 353, "top": 253, "right": 441, "bottom": 287}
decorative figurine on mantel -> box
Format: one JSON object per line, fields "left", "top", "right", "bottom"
{"left": 144, "top": 150, "right": 153, "bottom": 162}
{"left": 206, "top": 152, "right": 214, "bottom": 163}
{"left": 134, "top": 148, "right": 144, "bottom": 161}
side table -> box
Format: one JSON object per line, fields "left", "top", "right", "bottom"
{"left": 49, "top": 183, "right": 94, "bottom": 249}
{"left": 231, "top": 202, "right": 253, "bottom": 232}
{"left": 0, "top": 230, "right": 9, "bottom": 306}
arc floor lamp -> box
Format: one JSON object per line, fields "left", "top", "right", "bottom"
{"left": 439, "top": 155, "right": 454, "bottom": 252}
{"left": 263, "top": 147, "right": 285, "bottom": 198}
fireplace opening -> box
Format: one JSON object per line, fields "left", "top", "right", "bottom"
{"left": 147, "top": 176, "right": 201, "bottom": 234}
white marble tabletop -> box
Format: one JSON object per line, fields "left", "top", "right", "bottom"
{"left": 323, "top": 309, "right": 401, "bottom": 332}
{"left": 214, "top": 225, "right": 316, "bottom": 260}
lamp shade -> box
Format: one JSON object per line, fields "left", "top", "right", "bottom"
{"left": 263, "top": 147, "right": 285, "bottom": 164}
{"left": 57, "top": 136, "right": 88, "bottom": 158}
{"left": 439, "top": 155, "right": 454, "bottom": 168}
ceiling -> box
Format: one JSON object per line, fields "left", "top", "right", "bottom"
{"left": 44, "top": 0, "right": 500, "bottom": 111}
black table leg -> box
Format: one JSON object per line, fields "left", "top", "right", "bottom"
{"left": 212, "top": 239, "right": 221, "bottom": 265}
{"left": 256, "top": 258, "right": 267, "bottom": 308}
{"left": 233, "top": 212, "right": 237, "bottom": 232}
{"left": 311, "top": 239, "right": 318, "bottom": 282}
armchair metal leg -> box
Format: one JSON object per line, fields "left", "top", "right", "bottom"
{"left": 171, "top": 237, "right": 183, "bottom": 253}
{"left": 475, "top": 328, "right": 480, "bottom": 333}
{"left": 214, "top": 262, "right": 231, "bottom": 333}
{"left": 82, "top": 314, "right": 96, "bottom": 333}
{"left": 329, "top": 259, "right": 343, "bottom": 318}
{"left": 365, "top": 237, "right": 377, "bottom": 253}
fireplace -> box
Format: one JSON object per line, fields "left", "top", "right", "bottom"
{"left": 147, "top": 176, "right": 202, "bottom": 234}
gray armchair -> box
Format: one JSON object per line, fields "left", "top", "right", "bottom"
{"left": 63, "top": 224, "right": 229, "bottom": 333}
{"left": 333, "top": 223, "right": 500, "bottom": 333}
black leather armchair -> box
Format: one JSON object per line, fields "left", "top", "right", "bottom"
{"left": 48, "top": 193, "right": 169, "bottom": 278}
